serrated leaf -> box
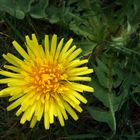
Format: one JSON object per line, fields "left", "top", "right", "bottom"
{"left": 69, "top": 23, "right": 95, "bottom": 39}
{"left": 86, "top": 107, "right": 116, "bottom": 131}
{"left": 112, "top": 88, "right": 128, "bottom": 112}
{"left": 76, "top": 41, "right": 96, "bottom": 56}
{"left": 90, "top": 79, "right": 110, "bottom": 107}
{"left": 113, "top": 67, "right": 124, "bottom": 88}
{"left": 96, "top": 58, "right": 108, "bottom": 72}
{"left": 94, "top": 65, "right": 108, "bottom": 88}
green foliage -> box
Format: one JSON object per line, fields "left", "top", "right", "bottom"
{"left": 0, "top": 0, "right": 48, "bottom": 19}
{"left": 0, "top": 0, "right": 140, "bottom": 139}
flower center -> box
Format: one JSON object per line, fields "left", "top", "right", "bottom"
{"left": 32, "top": 64, "right": 66, "bottom": 93}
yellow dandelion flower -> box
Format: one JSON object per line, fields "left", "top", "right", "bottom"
{"left": 0, "top": 34, "right": 94, "bottom": 129}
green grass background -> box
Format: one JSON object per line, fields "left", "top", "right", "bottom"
{"left": 0, "top": 0, "right": 140, "bottom": 140}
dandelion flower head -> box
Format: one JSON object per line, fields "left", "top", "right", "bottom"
{"left": 0, "top": 34, "right": 94, "bottom": 129}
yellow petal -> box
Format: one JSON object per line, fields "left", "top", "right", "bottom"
{"left": 0, "top": 71, "right": 23, "bottom": 78}
{"left": 49, "top": 98, "right": 55, "bottom": 124}
{"left": 62, "top": 94, "right": 76, "bottom": 108}
{"left": 56, "top": 105, "right": 65, "bottom": 126}
{"left": 63, "top": 101, "right": 78, "bottom": 120}
{"left": 44, "top": 98, "right": 50, "bottom": 129}
{"left": 70, "top": 90, "right": 87, "bottom": 104}
{"left": 26, "top": 35, "right": 40, "bottom": 57}
{"left": 7, "top": 96, "right": 24, "bottom": 111}
{"left": 62, "top": 92, "right": 80, "bottom": 105}
{"left": 25, "top": 35, "right": 35, "bottom": 57}
{"left": 16, "top": 108, "right": 23, "bottom": 116}
{"left": 68, "top": 82, "right": 94, "bottom": 93}
{"left": 9, "top": 92, "right": 25, "bottom": 102}
{"left": 53, "top": 94, "right": 64, "bottom": 109}
{"left": 27, "top": 104, "right": 36, "bottom": 121}
{"left": 20, "top": 110, "right": 29, "bottom": 124}
{"left": 68, "top": 67, "right": 88, "bottom": 74}
{"left": 67, "top": 59, "right": 88, "bottom": 68}
{"left": 67, "top": 48, "right": 82, "bottom": 62}
{"left": 59, "top": 45, "right": 76, "bottom": 62}
{"left": 36, "top": 102, "right": 44, "bottom": 121}
{"left": 68, "top": 76, "right": 91, "bottom": 81}
{"left": 50, "top": 34, "right": 57, "bottom": 60}
{"left": 69, "top": 69, "right": 93, "bottom": 76}
{"left": 4, "top": 65, "right": 21, "bottom": 72}
{"left": 54, "top": 38, "right": 64, "bottom": 63}
{"left": 60, "top": 38, "right": 73, "bottom": 55}
{"left": 7, "top": 53, "right": 23, "bottom": 65}
{"left": 44, "top": 35, "right": 50, "bottom": 59}
{"left": 59, "top": 106, "right": 68, "bottom": 120}
{"left": 3, "top": 54, "right": 19, "bottom": 67}
{"left": 44, "top": 110, "right": 50, "bottom": 129}
{"left": 30, "top": 34, "right": 45, "bottom": 59}
{"left": 20, "top": 104, "right": 36, "bottom": 124}
{"left": 21, "top": 92, "right": 36, "bottom": 111}
{"left": 0, "top": 87, "right": 16, "bottom": 94}
{"left": 7, "top": 79, "right": 28, "bottom": 86}
{"left": 0, "top": 87, "right": 15, "bottom": 97}
{"left": 30, "top": 115, "right": 37, "bottom": 128}
{"left": 12, "top": 41, "right": 29, "bottom": 59}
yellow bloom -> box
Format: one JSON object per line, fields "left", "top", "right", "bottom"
{"left": 0, "top": 34, "right": 94, "bottom": 129}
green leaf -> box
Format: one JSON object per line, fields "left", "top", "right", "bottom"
{"left": 88, "top": 55, "right": 137, "bottom": 134}
{"left": 86, "top": 107, "right": 116, "bottom": 131}
{"left": 76, "top": 41, "right": 97, "bottom": 56}
{"left": 69, "top": 23, "right": 95, "bottom": 40}
{"left": 30, "top": 0, "right": 49, "bottom": 18}
{"left": 0, "top": 0, "right": 25, "bottom": 19}
{"left": 16, "top": 0, "right": 34, "bottom": 13}
{"left": 93, "top": 58, "right": 108, "bottom": 88}
{"left": 46, "top": 6, "right": 66, "bottom": 23}
{"left": 133, "top": 86, "right": 140, "bottom": 94}
{"left": 89, "top": 62, "right": 116, "bottom": 132}
{"left": 91, "top": 79, "right": 110, "bottom": 108}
